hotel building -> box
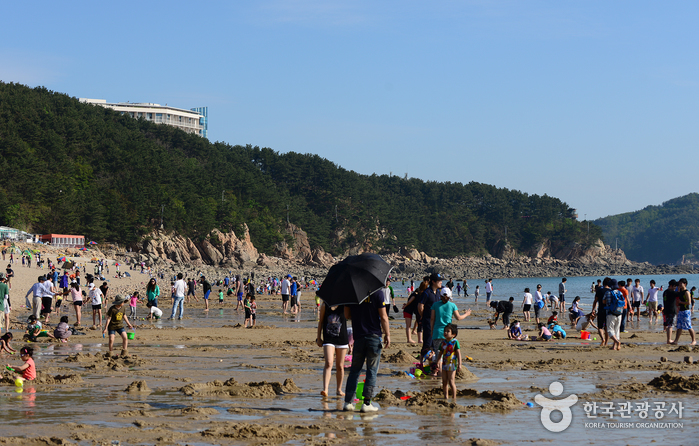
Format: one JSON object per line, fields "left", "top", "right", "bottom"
{"left": 79, "top": 98, "right": 208, "bottom": 138}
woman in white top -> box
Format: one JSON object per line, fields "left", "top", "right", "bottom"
{"left": 521, "top": 288, "right": 533, "bottom": 322}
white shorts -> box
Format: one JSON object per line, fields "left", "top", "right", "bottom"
{"left": 606, "top": 314, "right": 621, "bottom": 340}
{"left": 3, "top": 298, "right": 9, "bottom": 314}
{"left": 322, "top": 343, "right": 349, "bottom": 349}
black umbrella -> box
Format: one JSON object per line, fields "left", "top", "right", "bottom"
{"left": 317, "top": 253, "right": 392, "bottom": 306}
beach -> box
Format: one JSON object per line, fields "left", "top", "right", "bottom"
{"left": 0, "top": 250, "right": 697, "bottom": 445}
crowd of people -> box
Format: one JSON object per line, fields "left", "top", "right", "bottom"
{"left": 3, "top": 251, "right": 698, "bottom": 408}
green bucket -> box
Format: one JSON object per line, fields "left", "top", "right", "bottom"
{"left": 356, "top": 381, "right": 364, "bottom": 400}
{"left": 127, "top": 331, "right": 135, "bottom": 340}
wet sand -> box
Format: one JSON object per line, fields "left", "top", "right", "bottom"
{"left": 1, "top": 255, "right": 698, "bottom": 445}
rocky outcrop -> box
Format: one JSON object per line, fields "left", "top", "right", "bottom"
{"left": 138, "top": 226, "right": 259, "bottom": 269}
{"left": 135, "top": 223, "right": 334, "bottom": 270}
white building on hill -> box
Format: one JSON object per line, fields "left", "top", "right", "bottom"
{"left": 79, "top": 98, "right": 208, "bottom": 138}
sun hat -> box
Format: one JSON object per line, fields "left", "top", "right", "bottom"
{"left": 112, "top": 294, "right": 127, "bottom": 305}
{"left": 439, "top": 287, "right": 452, "bottom": 299}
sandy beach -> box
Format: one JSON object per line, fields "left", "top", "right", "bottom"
{"left": 0, "top": 248, "right": 697, "bottom": 445}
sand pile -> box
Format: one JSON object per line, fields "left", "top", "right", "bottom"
{"left": 1, "top": 372, "right": 83, "bottom": 386}
{"left": 65, "top": 352, "right": 147, "bottom": 371}
{"left": 373, "top": 387, "right": 521, "bottom": 412}
{"left": 125, "top": 380, "right": 151, "bottom": 393}
{"left": 456, "top": 367, "right": 479, "bottom": 381}
{"left": 668, "top": 345, "right": 699, "bottom": 353}
{"left": 179, "top": 378, "right": 301, "bottom": 398}
{"left": 649, "top": 372, "right": 699, "bottom": 392}
{"left": 281, "top": 348, "right": 322, "bottom": 363}
{"left": 201, "top": 422, "right": 320, "bottom": 442}
{"left": 180, "top": 406, "right": 219, "bottom": 416}
{"left": 383, "top": 349, "right": 418, "bottom": 364}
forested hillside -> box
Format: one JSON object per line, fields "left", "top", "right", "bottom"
{"left": 594, "top": 193, "right": 699, "bottom": 265}
{"left": 0, "top": 82, "right": 599, "bottom": 257}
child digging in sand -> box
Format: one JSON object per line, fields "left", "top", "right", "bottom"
{"left": 537, "top": 322, "right": 552, "bottom": 341}
{"left": 435, "top": 324, "right": 461, "bottom": 400}
{"left": 0, "top": 332, "right": 16, "bottom": 356}
{"left": 6, "top": 346, "right": 36, "bottom": 382}
{"left": 102, "top": 295, "right": 134, "bottom": 356}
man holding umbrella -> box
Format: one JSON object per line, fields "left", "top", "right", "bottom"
{"left": 316, "top": 253, "right": 392, "bottom": 413}
{"left": 342, "top": 287, "right": 390, "bottom": 412}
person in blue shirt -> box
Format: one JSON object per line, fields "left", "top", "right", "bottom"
{"left": 549, "top": 322, "right": 567, "bottom": 339}
{"left": 290, "top": 278, "right": 299, "bottom": 314}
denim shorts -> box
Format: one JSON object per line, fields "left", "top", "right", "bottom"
{"left": 108, "top": 328, "right": 126, "bottom": 336}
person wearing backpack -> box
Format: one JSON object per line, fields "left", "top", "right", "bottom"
{"left": 617, "top": 279, "right": 631, "bottom": 333}
{"left": 592, "top": 277, "right": 612, "bottom": 347}
{"left": 603, "top": 279, "right": 625, "bottom": 351}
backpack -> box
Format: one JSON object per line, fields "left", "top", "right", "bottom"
{"left": 603, "top": 289, "right": 625, "bottom": 316}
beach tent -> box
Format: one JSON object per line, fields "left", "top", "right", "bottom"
{"left": 62, "top": 261, "right": 75, "bottom": 269}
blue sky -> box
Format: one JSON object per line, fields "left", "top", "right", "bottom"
{"left": 2, "top": 1, "right": 698, "bottom": 220}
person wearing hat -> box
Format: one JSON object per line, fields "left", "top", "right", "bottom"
{"left": 418, "top": 273, "right": 444, "bottom": 358}
{"left": 103, "top": 294, "right": 134, "bottom": 356}
{"left": 429, "top": 287, "right": 471, "bottom": 375}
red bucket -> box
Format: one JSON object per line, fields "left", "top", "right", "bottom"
{"left": 580, "top": 331, "right": 590, "bottom": 340}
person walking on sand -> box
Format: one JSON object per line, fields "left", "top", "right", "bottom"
{"left": 316, "top": 301, "right": 348, "bottom": 398}
{"left": 103, "top": 295, "right": 134, "bottom": 356}
{"left": 558, "top": 278, "right": 567, "bottom": 313}
{"left": 644, "top": 280, "right": 661, "bottom": 324}
{"left": 485, "top": 279, "right": 493, "bottom": 304}
{"left": 146, "top": 278, "right": 160, "bottom": 308}
{"left": 533, "top": 284, "right": 546, "bottom": 324}
{"left": 631, "top": 279, "right": 644, "bottom": 322}
{"left": 170, "top": 273, "right": 186, "bottom": 320}
{"left": 25, "top": 276, "right": 46, "bottom": 318}
{"left": 280, "top": 275, "right": 291, "bottom": 314}
{"left": 88, "top": 282, "right": 104, "bottom": 330}
{"left": 402, "top": 278, "right": 427, "bottom": 344}
{"left": 672, "top": 278, "right": 696, "bottom": 345}
{"left": 201, "top": 276, "right": 212, "bottom": 311}
{"left": 69, "top": 282, "right": 83, "bottom": 327}
{"left": 41, "top": 274, "right": 58, "bottom": 324}
{"left": 603, "top": 279, "right": 623, "bottom": 351}
{"left": 521, "top": 288, "right": 533, "bottom": 322}
{"left": 343, "top": 287, "right": 390, "bottom": 413}
{"left": 592, "top": 277, "right": 612, "bottom": 347}
{"left": 662, "top": 280, "right": 679, "bottom": 344}
{"left": 0, "top": 274, "right": 7, "bottom": 334}
{"left": 235, "top": 275, "right": 244, "bottom": 312}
